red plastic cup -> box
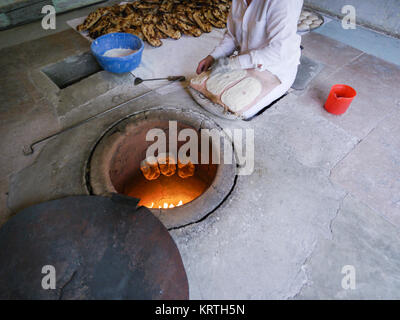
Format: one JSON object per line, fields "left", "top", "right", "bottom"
{"left": 324, "top": 84, "right": 357, "bottom": 115}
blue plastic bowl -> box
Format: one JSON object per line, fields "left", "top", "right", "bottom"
{"left": 91, "top": 33, "right": 144, "bottom": 73}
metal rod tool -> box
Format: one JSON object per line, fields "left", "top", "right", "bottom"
{"left": 134, "top": 75, "right": 185, "bottom": 86}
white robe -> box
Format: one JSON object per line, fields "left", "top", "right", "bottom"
{"left": 210, "top": 0, "right": 303, "bottom": 118}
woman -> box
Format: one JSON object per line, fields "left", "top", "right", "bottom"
{"left": 196, "top": 0, "right": 303, "bottom": 119}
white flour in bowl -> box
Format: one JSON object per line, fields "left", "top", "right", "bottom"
{"left": 103, "top": 48, "right": 137, "bottom": 57}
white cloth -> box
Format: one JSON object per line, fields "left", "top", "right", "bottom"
{"left": 241, "top": 70, "right": 295, "bottom": 119}
{"left": 210, "top": 0, "right": 303, "bottom": 87}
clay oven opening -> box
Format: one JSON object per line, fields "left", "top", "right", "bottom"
{"left": 108, "top": 120, "right": 218, "bottom": 209}
{"left": 88, "top": 108, "right": 236, "bottom": 229}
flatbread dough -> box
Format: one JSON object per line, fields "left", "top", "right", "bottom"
{"left": 140, "top": 157, "right": 160, "bottom": 181}
{"left": 298, "top": 23, "right": 309, "bottom": 31}
{"left": 177, "top": 160, "right": 195, "bottom": 179}
{"left": 221, "top": 77, "right": 262, "bottom": 112}
{"left": 298, "top": 10, "right": 324, "bottom": 31}
{"left": 157, "top": 153, "right": 177, "bottom": 177}
{"left": 313, "top": 18, "right": 323, "bottom": 25}
{"left": 310, "top": 22, "right": 321, "bottom": 29}
{"left": 206, "top": 69, "right": 247, "bottom": 96}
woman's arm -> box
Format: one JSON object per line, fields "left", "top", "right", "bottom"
{"left": 196, "top": 9, "right": 238, "bottom": 74}
{"left": 209, "top": 11, "right": 237, "bottom": 60}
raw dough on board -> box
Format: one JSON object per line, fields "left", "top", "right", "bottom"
{"left": 310, "top": 22, "right": 321, "bottom": 28}
{"left": 190, "top": 68, "right": 280, "bottom": 118}
{"left": 206, "top": 69, "right": 247, "bottom": 96}
{"left": 297, "top": 23, "right": 309, "bottom": 31}
{"left": 303, "top": 19, "right": 313, "bottom": 25}
{"left": 221, "top": 77, "right": 262, "bottom": 113}
{"left": 313, "top": 18, "right": 323, "bottom": 25}
{"left": 297, "top": 10, "right": 324, "bottom": 31}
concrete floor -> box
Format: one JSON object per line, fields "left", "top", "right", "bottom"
{"left": 314, "top": 17, "right": 400, "bottom": 67}
{"left": 0, "top": 4, "right": 400, "bottom": 299}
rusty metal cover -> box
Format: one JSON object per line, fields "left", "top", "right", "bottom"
{"left": 0, "top": 195, "right": 189, "bottom": 300}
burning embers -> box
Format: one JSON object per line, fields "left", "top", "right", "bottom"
{"left": 149, "top": 200, "right": 183, "bottom": 209}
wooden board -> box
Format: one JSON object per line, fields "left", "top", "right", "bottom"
{"left": 189, "top": 87, "right": 243, "bottom": 121}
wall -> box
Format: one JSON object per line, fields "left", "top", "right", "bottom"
{"left": 0, "top": 0, "right": 106, "bottom": 30}
{"left": 304, "top": 0, "right": 400, "bottom": 38}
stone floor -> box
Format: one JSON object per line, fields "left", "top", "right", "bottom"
{"left": 0, "top": 4, "right": 399, "bottom": 299}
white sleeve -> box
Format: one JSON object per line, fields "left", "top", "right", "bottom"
{"left": 209, "top": 11, "right": 237, "bottom": 60}
{"left": 236, "top": 0, "right": 302, "bottom": 70}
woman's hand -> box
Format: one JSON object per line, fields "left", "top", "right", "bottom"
{"left": 196, "top": 55, "right": 215, "bottom": 74}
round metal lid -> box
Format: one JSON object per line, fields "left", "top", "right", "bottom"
{"left": 0, "top": 195, "right": 188, "bottom": 300}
